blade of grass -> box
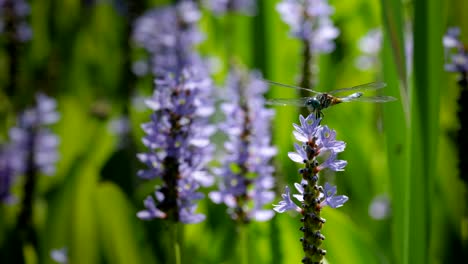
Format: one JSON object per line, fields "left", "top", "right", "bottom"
{"left": 379, "top": 0, "right": 408, "bottom": 262}
{"left": 251, "top": 0, "right": 268, "bottom": 75}
{"left": 94, "top": 183, "right": 153, "bottom": 264}
{"left": 381, "top": 37, "right": 408, "bottom": 263}
{"left": 409, "top": 0, "right": 443, "bottom": 263}
{"left": 380, "top": 0, "right": 409, "bottom": 123}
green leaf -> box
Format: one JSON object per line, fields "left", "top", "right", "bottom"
{"left": 322, "top": 209, "right": 386, "bottom": 263}
{"left": 380, "top": 0, "right": 410, "bottom": 262}
{"left": 408, "top": 0, "right": 443, "bottom": 263}
{"left": 40, "top": 100, "right": 114, "bottom": 264}
{"left": 380, "top": 0, "right": 408, "bottom": 90}
{"left": 381, "top": 17, "right": 408, "bottom": 264}
{"left": 94, "top": 183, "right": 155, "bottom": 264}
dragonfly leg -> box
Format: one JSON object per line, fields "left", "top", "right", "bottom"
{"left": 315, "top": 110, "right": 324, "bottom": 119}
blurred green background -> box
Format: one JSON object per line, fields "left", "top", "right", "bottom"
{"left": 1, "top": 0, "right": 467, "bottom": 263}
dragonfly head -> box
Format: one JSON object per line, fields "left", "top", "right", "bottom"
{"left": 305, "top": 98, "right": 321, "bottom": 112}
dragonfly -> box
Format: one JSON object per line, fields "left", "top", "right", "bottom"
{"left": 265, "top": 80, "right": 397, "bottom": 118}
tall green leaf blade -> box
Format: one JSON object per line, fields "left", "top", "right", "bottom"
{"left": 94, "top": 183, "right": 154, "bottom": 264}
{"left": 41, "top": 154, "right": 86, "bottom": 264}
{"left": 69, "top": 124, "right": 112, "bottom": 264}
{"left": 380, "top": 0, "right": 408, "bottom": 262}
{"left": 40, "top": 98, "right": 114, "bottom": 264}
{"left": 381, "top": 39, "right": 408, "bottom": 263}
{"left": 380, "top": 0, "right": 407, "bottom": 90}
{"left": 409, "top": 0, "right": 443, "bottom": 263}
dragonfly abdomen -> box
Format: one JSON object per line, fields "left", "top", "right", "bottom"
{"left": 340, "top": 92, "right": 363, "bottom": 102}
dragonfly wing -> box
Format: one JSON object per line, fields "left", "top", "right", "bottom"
{"left": 329, "top": 82, "right": 387, "bottom": 95}
{"left": 262, "top": 79, "right": 321, "bottom": 94}
{"left": 343, "top": 95, "right": 397, "bottom": 103}
{"left": 265, "top": 98, "right": 310, "bottom": 107}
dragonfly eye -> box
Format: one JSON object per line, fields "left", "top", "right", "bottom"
{"left": 306, "top": 98, "right": 320, "bottom": 110}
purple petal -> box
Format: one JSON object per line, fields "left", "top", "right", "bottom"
{"left": 293, "top": 182, "right": 304, "bottom": 202}
{"left": 320, "top": 182, "right": 348, "bottom": 208}
{"left": 137, "top": 196, "right": 166, "bottom": 220}
{"left": 208, "top": 191, "right": 223, "bottom": 204}
{"left": 288, "top": 152, "right": 305, "bottom": 163}
{"left": 273, "top": 186, "right": 300, "bottom": 213}
{"left": 251, "top": 209, "right": 274, "bottom": 221}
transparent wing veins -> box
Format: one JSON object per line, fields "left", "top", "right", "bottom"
{"left": 329, "top": 82, "right": 387, "bottom": 95}
{"left": 265, "top": 98, "right": 310, "bottom": 107}
{"left": 262, "top": 79, "right": 321, "bottom": 94}
{"left": 340, "top": 95, "right": 397, "bottom": 103}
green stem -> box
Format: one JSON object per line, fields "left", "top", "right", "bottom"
{"left": 170, "top": 222, "right": 183, "bottom": 264}
{"left": 299, "top": 31, "right": 315, "bottom": 118}
{"left": 225, "top": 13, "right": 235, "bottom": 67}
{"left": 238, "top": 224, "right": 249, "bottom": 264}
{"left": 16, "top": 128, "right": 38, "bottom": 262}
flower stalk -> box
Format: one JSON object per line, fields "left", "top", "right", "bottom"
{"left": 170, "top": 222, "right": 183, "bottom": 264}
{"left": 276, "top": 0, "right": 339, "bottom": 89}
{"left": 0, "top": 93, "right": 60, "bottom": 262}
{"left": 210, "top": 67, "right": 276, "bottom": 224}
{"left": 0, "top": 0, "right": 32, "bottom": 98}
{"left": 274, "top": 114, "right": 348, "bottom": 263}
{"left": 135, "top": 1, "right": 214, "bottom": 225}
{"left": 238, "top": 223, "right": 249, "bottom": 264}
{"left": 443, "top": 27, "right": 468, "bottom": 184}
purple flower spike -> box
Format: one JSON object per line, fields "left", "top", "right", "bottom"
{"left": 273, "top": 113, "right": 348, "bottom": 263}
{"left": 443, "top": 27, "right": 468, "bottom": 74}
{"left": 13, "top": 94, "right": 59, "bottom": 174}
{"left": 210, "top": 66, "right": 276, "bottom": 223}
{"left": 276, "top": 0, "right": 339, "bottom": 53}
{"left": 320, "top": 182, "right": 348, "bottom": 208}
{"left": 23, "top": 93, "right": 60, "bottom": 175}
{"left": 135, "top": 2, "right": 214, "bottom": 224}
{"left": 137, "top": 69, "right": 215, "bottom": 223}
{"left": 133, "top": 1, "right": 205, "bottom": 77}
{"left": 0, "top": 0, "right": 33, "bottom": 42}
{"left": 1, "top": 93, "right": 60, "bottom": 203}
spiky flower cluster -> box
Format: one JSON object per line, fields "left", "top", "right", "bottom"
{"left": 276, "top": 0, "right": 339, "bottom": 53}
{"left": 209, "top": 67, "right": 276, "bottom": 223}
{"left": 0, "top": 93, "right": 60, "bottom": 203}
{"left": 135, "top": 1, "right": 215, "bottom": 224}
{"left": 443, "top": 27, "right": 467, "bottom": 83}
{"left": 203, "top": 0, "right": 257, "bottom": 15}
{"left": 0, "top": 0, "right": 32, "bottom": 42}
{"left": 274, "top": 114, "right": 348, "bottom": 263}
{"left": 133, "top": 1, "right": 204, "bottom": 77}
{"left": 355, "top": 28, "right": 383, "bottom": 71}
